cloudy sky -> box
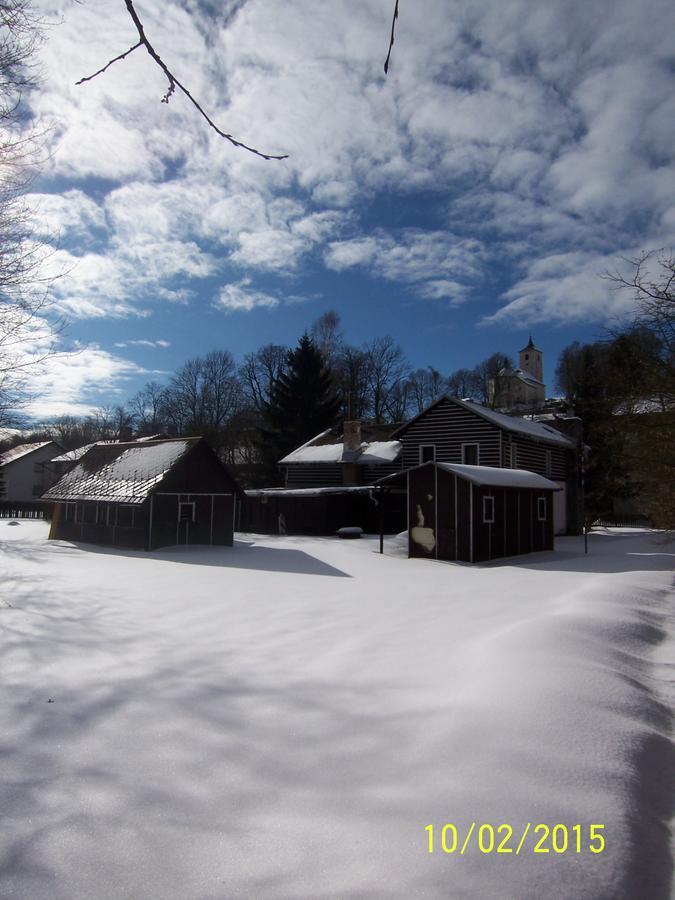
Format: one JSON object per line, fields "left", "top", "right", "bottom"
{"left": 21, "top": 0, "right": 675, "bottom": 418}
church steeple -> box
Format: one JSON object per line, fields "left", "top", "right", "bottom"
{"left": 519, "top": 336, "right": 543, "bottom": 382}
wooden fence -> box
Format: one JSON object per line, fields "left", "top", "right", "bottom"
{"left": 0, "top": 501, "right": 51, "bottom": 520}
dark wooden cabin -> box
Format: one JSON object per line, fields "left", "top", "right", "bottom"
{"left": 43, "top": 438, "right": 242, "bottom": 550}
{"left": 377, "top": 462, "right": 560, "bottom": 563}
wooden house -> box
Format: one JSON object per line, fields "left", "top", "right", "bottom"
{"left": 44, "top": 438, "right": 242, "bottom": 550}
{"left": 377, "top": 462, "right": 560, "bottom": 563}
{"left": 390, "top": 396, "right": 582, "bottom": 534}
{"left": 279, "top": 420, "right": 403, "bottom": 488}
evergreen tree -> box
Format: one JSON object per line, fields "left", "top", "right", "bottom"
{"left": 258, "top": 334, "right": 341, "bottom": 478}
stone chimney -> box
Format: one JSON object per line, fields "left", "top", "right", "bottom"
{"left": 343, "top": 420, "right": 362, "bottom": 453}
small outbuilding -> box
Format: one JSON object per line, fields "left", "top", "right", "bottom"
{"left": 376, "top": 462, "right": 560, "bottom": 563}
{"left": 43, "top": 438, "right": 242, "bottom": 550}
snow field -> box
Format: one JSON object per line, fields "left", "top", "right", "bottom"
{"left": 0, "top": 521, "right": 673, "bottom": 899}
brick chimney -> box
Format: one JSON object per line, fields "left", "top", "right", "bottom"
{"left": 343, "top": 420, "right": 362, "bottom": 453}
{"left": 342, "top": 420, "right": 362, "bottom": 485}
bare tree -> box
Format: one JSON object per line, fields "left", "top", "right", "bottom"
{"left": 604, "top": 250, "right": 675, "bottom": 379}
{"left": 163, "top": 350, "right": 241, "bottom": 444}
{"left": 239, "top": 344, "right": 288, "bottom": 414}
{"left": 0, "top": 0, "right": 63, "bottom": 427}
{"left": 405, "top": 366, "right": 446, "bottom": 414}
{"left": 310, "top": 309, "right": 343, "bottom": 368}
{"left": 363, "top": 335, "right": 409, "bottom": 423}
{"left": 334, "top": 344, "right": 371, "bottom": 420}
{"left": 127, "top": 380, "right": 169, "bottom": 435}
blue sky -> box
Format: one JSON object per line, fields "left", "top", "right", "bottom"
{"left": 19, "top": 0, "right": 675, "bottom": 419}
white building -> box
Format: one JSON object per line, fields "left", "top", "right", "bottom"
{"left": 489, "top": 336, "right": 546, "bottom": 409}
{"left": 0, "top": 441, "right": 63, "bottom": 503}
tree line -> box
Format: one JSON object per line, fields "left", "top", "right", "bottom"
{"left": 1, "top": 312, "right": 515, "bottom": 486}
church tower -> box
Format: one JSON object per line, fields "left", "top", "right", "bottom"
{"left": 519, "top": 336, "right": 543, "bottom": 383}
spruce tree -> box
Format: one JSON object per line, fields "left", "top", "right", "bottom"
{"left": 259, "top": 333, "right": 341, "bottom": 477}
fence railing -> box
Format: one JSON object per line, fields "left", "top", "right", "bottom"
{"left": 592, "top": 514, "right": 653, "bottom": 528}
{"left": 0, "top": 501, "right": 51, "bottom": 520}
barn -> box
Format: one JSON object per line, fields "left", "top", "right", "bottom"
{"left": 377, "top": 462, "right": 560, "bottom": 563}
{"left": 43, "top": 438, "right": 242, "bottom": 550}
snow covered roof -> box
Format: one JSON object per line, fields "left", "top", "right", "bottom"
{"left": 437, "top": 463, "right": 561, "bottom": 490}
{"left": 466, "top": 402, "right": 574, "bottom": 446}
{"left": 43, "top": 439, "right": 199, "bottom": 504}
{"left": 246, "top": 485, "right": 377, "bottom": 497}
{"left": 279, "top": 428, "right": 401, "bottom": 465}
{"left": 392, "top": 397, "right": 574, "bottom": 448}
{"left": 0, "top": 441, "right": 55, "bottom": 466}
{"left": 50, "top": 442, "right": 99, "bottom": 463}
{"left": 376, "top": 462, "right": 561, "bottom": 490}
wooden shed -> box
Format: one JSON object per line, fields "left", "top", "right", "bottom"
{"left": 376, "top": 462, "right": 560, "bottom": 563}
{"left": 43, "top": 438, "right": 242, "bottom": 550}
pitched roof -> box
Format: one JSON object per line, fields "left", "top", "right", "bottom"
{"left": 43, "top": 438, "right": 199, "bottom": 504}
{"left": 279, "top": 422, "right": 402, "bottom": 465}
{"left": 391, "top": 396, "right": 574, "bottom": 448}
{"left": 50, "top": 442, "right": 99, "bottom": 463}
{"left": 498, "top": 367, "right": 544, "bottom": 387}
{"left": 0, "top": 441, "right": 57, "bottom": 466}
{"left": 376, "top": 461, "right": 561, "bottom": 490}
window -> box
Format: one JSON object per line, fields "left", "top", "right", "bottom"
{"left": 483, "top": 496, "right": 495, "bottom": 523}
{"left": 545, "top": 450, "right": 552, "bottom": 477}
{"left": 419, "top": 445, "right": 436, "bottom": 464}
{"left": 462, "top": 443, "right": 479, "bottom": 465}
{"left": 511, "top": 446, "right": 518, "bottom": 469}
{"left": 96, "top": 504, "right": 108, "bottom": 525}
{"left": 64, "top": 502, "right": 76, "bottom": 522}
{"left": 179, "top": 501, "right": 195, "bottom": 523}
{"left": 537, "top": 497, "right": 547, "bottom": 520}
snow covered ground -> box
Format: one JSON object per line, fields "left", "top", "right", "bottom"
{"left": 1, "top": 521, "right": 673, "bottom": 900}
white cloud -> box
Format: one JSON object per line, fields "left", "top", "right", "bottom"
{"left": 214, "top": 279, "right": 279, "bottom": 312}
{"left": 114, "top": 339, "right": 171, "bottom": 349}
{"left": 483, "top": 250, "right": 642, "bottom": 326}
{"left": 325, "top": 230, "right": 485, "bottom": 297}
{"left": 20, "top": 342, "right": 150, "bottom": 420}
{"left": 25, "top": 0, "right": 675, "bottom": 337}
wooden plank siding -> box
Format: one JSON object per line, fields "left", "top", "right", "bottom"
{"left": 506, "top": 438, "right": 568, "bottom": 480}
{"left": 284, "top": 460, "right": 403, "bottom": 488}
{"left": 399, "top": 398, "right": 502, "bottom": 468}
{"left": 285, "top": 464, "right": 344, "bottom": 487}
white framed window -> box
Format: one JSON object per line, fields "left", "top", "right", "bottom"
{"left": 483, "top": 495, "right": 495, "bottom": 523}
{"left": 462, "top": 443, "right": 480, "bottom": 465}
{"left": 419, "top": 444, "right": 436, "bottom": 464}
{"left": 537, "top": 497, "right": 547, "bottom": 520}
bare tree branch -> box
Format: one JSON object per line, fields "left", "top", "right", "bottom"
{"left": 76, "top": 0, "right": 288, "bottom": 161}
{"left": 74, "top": 41, "right": 142, "bottom": 85}
{"left": 384, "top": 0, "right": 399, "bottom": 74}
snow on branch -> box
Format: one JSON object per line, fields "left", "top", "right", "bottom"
{"left": 75, "top": 0, "right": 288, "bottom": 161}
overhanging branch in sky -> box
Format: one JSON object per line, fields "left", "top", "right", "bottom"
{"left": 75, "top": 0, "right": 289, "bottom": 161}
